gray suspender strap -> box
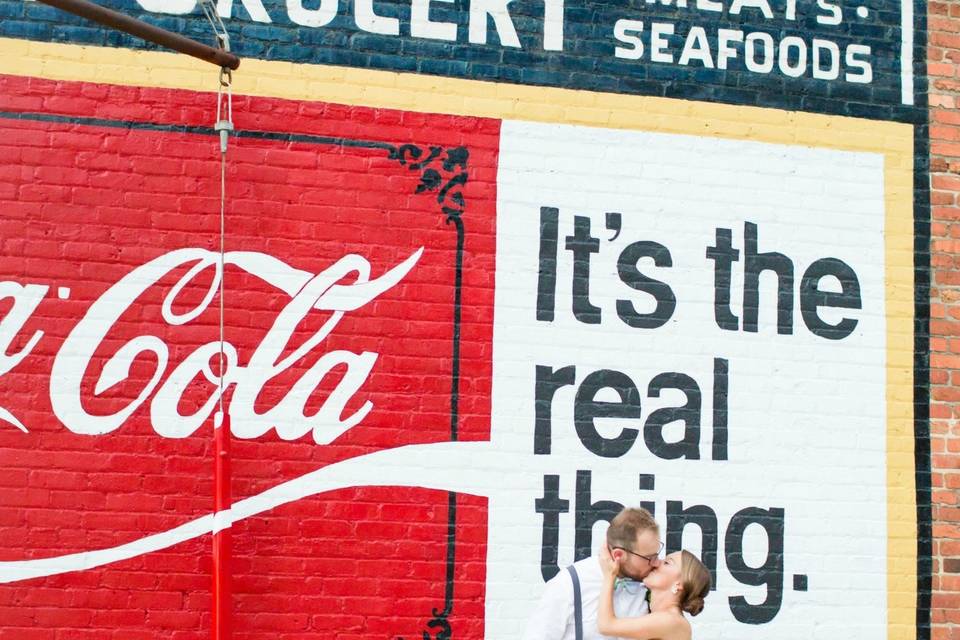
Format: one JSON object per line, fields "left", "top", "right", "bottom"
{"left": 566, "top": 565, "right": 583, "bottom": 640}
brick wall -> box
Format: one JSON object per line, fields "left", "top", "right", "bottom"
{"left": 0, "top": 0, "right": 917, "bottom": 120}
{"left": 0, "top": 74, "right": 497, "bottom": 639}
{"left": 929, "top": 1, "right": 960, "bottom": 638}
{"left": 0, "top": 1, "right": 940, "bottom": 639}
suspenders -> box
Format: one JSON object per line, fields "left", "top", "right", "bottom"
{"left": 566, "top": 565, "right": 583, "bottom": 640}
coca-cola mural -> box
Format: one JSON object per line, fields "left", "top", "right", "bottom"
{"left": 0, "top": 75, "right": 496, "bottom": 638}
{"left": 0, "top": 72, "right": 920, "bottom": 639}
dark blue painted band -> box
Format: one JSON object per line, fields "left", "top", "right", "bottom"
{"left": 0, "top": 0, "right": 922, "bottom": 122}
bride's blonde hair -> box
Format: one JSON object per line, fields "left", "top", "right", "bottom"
{"left": 679, "top": 551, "right": 711, "bottom": 616}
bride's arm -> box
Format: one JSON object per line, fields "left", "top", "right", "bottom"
{"left": 596, "top": 572, "right": 679, "bottom": 640}
{"left": 596, "top": 569, "right": 622, "bottom": 635}
{"left": 596, "top": 545, "right": 681, "bottom": 639}
{"left": 597, "top": 596, "right": 678, "bottom": 640}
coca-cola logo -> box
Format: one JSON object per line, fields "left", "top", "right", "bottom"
{"left": 0, "top": 246, "right": 474, "bottom": 580}
{"left": 0, "top": 239, "right": 502, "bottom": 587}
{"left": 12, "top": 247, "right": 421, "bottom": 441}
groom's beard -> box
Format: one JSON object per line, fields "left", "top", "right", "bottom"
{"left": 619, "top": 564, "right": 648, "bottom": 582}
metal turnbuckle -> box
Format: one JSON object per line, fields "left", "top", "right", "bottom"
{"left": 215, "top": 67, "right": 234, "bottom": 154}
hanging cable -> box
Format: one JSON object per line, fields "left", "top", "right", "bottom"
{"left": 214, "top": 65, "right": 232, "bottom": 425}
{"left": 199, "top": 0, "right": 233, "bottom": 425}
{"left": 199, "top": 3, "right": 235, "bottom": 639}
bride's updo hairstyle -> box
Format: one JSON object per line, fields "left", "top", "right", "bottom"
{"left": 679, "top": 551, "right": 711, "bottom": 616}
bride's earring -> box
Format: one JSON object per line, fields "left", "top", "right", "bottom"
{"left": 671, "top": 584, "right": 679, "bottom": 595}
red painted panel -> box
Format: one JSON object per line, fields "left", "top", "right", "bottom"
{"left": 0, "top": 74, "right": 498, "bottom": 639}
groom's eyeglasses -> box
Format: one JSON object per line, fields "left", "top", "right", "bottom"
{"left": 614, "top": 542, "right": 664, "bottom": 563}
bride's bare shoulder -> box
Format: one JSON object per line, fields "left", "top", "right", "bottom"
{"left": 671, "top": 613, "right": 692, "bottom": 640}
{"left": 657, "top": 611, "right": 691, "bottom": 640}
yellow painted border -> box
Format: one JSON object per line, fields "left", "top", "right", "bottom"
{"left": 0, "top": 36, "right": 917, "bottom": 638}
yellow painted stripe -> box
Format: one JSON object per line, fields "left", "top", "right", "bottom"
{"left": 885, "top": 135, "right": 917, "bottom": 640}
{"left": 0, "top": 37, "right": 913, "bottom": 152}
{"left": 0, "top": 35, "right": 918, "bottom": 638}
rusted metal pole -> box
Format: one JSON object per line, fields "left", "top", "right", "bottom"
{"left": 35, "top": 0, "right": 241, "bottom": 70}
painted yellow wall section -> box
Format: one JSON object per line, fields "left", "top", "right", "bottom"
{"left": 0, "top": 35, "right": 917, "bottom": 638}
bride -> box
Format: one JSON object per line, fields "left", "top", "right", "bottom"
{"left": 597, "top": 545, "right": 711, "bottom": 640}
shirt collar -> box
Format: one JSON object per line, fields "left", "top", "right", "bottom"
{"left": 614, "top": 577, "right": 642, "bottom": 594}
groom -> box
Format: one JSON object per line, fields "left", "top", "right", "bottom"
{"left": 522, "top": 507, "right": 662, "bottom": 640}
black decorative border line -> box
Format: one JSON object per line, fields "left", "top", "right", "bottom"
{"left": 389, "top": 142, "right": 466, "bottom": 640}
{"left": 911, "top": 0, "right": 931, "bottom": 637}
{"left": 0, "top": 109, "right": 468, "bottom": 639}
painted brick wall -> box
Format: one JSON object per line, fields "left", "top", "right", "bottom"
{"left": 0, "top": 0, "right": 919, "bottom": 120}
{"left": 0, "top": 1, "right": 936, "bottom": 639}
{"left": 929, "top": 1, "right": 960, "bottom": 638}
{"left": 0, "top": 74, "right": 498, "bottom": 639}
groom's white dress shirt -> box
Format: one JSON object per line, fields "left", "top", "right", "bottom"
{"left": 521, "top": 556, "right": 650, "bottom": 640}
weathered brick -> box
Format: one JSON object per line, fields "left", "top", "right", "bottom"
{"left": 0, "top": 1, "right": 951, "bottom": 637}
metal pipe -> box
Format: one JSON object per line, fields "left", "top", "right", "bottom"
{"left": 35, "top": 0, "right": 241, "bottom": 70}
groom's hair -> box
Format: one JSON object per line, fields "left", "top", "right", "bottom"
{"left": 606, "top": 507, "right": 658, "bottom": 549}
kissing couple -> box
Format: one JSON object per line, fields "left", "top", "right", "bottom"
{"left": 523, "top": 507, "right": 711, "bottom": 640}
